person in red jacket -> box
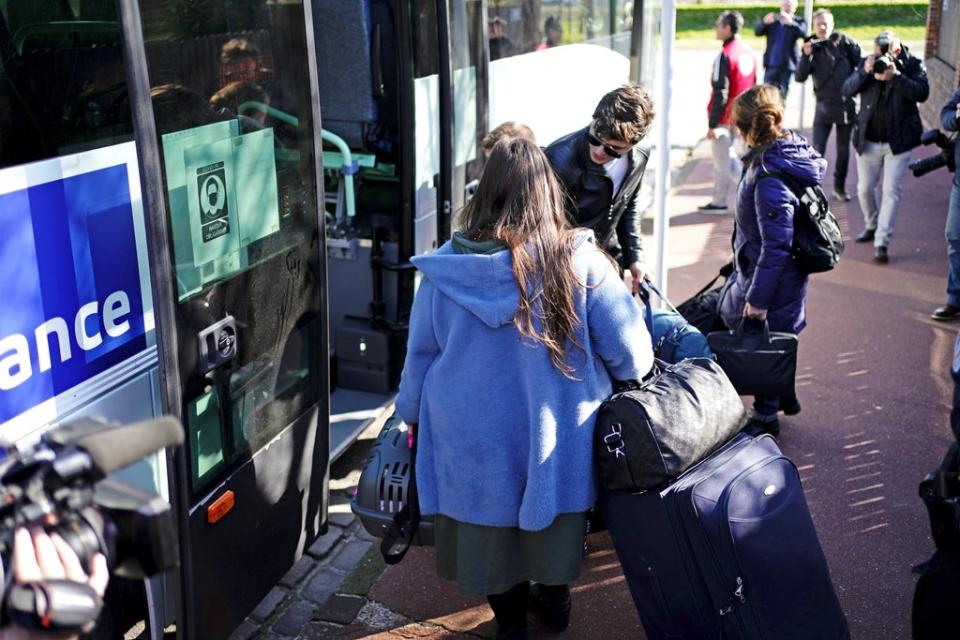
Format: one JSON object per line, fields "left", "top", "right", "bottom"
{"left": 699, "top": 11, "right": 757, "bottom": 213}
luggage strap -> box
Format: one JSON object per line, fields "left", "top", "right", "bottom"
{"left": 639, "top": 280, "right": 680, "bottom": 314}
{"left": 637, "top": 282, "right": 678, "bottom": 340}
{"left": 380, "top": 424, "right": 420, "bottom": 565}
{"left": 689, "top": 262, "right": 734, "bottom": 299}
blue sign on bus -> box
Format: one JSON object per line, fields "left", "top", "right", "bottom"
{"left": 0, "top": 163, "right": 147, "bottom": 424}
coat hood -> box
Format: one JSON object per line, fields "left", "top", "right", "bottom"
{"left": 751, "top": 131, "right": 827, "bottom": 188}
{"left": 411, "top": 230, "right": 596, "bottom": 329}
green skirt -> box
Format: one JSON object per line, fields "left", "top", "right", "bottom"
{"left": 433, "top": 512, "right": 588, "bottom": 596}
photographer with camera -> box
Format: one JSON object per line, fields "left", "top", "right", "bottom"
{"left": 842, "top": 31, "right": 929, "bottom": 264}
{"left": 931, "top": 87, "right": 960, "bottom": 321}
{"left": 0, "top": 528, "right": 109, "bottom": 640}
{"left": 795, "top": 9, "right": 860, "bottom": 201}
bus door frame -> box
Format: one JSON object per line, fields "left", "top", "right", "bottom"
{"left": 114, "top": 0, "right": 330, "bottom": 636}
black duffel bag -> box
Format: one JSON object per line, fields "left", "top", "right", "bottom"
{"left": 595, "top": 358, "right": 747, "bottom": 492}
{"left": 707, "top": 320, "right": 798, "bottom": 398}
{"left": 676, "top": 262, "right": 733, "bottom": 335}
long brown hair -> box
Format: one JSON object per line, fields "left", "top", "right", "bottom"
{"left": 732, "top": 84, "right": 787, "bottom": 148}
{"left": 456, "top": 137, "right": 584, "bottom": 377}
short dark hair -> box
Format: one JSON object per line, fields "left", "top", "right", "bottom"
{"left": 718, "top": 10, "right": 744, "bottom": 35}
{"left": 545, "top": 16, "right": 561, "bottom": 32}
{"left": 592, "top": 84, "right": 655, "bottom": 145}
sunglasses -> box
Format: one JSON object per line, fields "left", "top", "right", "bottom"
{"left": 586, "top": 130, "right": 627, "bottom": 159}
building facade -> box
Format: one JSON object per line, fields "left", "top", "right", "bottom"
{"left": 924, "top": 0, "right": 960, "bottom": 126}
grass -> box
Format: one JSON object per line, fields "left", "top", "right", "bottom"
{"left": 675, "top": 27, "right": 927, "bottom": 51}
{"left": 674, "top": 1, "right": 928, "bottom": 49}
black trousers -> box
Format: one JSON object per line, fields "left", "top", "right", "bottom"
{"left": 812, "top": 119, "right": 853, "bottom": 192}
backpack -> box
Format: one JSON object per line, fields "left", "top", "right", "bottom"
{"left": 639, "top": 281, "right": 713, "bottom": 364}
{"left": 761, "top": 170, "right": 844, "bottom": 274}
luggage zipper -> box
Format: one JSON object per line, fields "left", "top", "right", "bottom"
{"left": 717, "top": 454, "right": 793, "bottom": 637}
{"left": 669, "top": 436, "right": 757, "bottom": 636}
{"left": 688, "top": 452, "right": 779, "bottom": 637}
{"left": 682, "top": 480, "right": 750, "bottom": 637}
{"left": 718, "top": 579, "right": 746, "bottom": 614}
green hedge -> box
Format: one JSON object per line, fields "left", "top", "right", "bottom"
{"left": 676, "top": 1, "right": 929, "bottom": 34}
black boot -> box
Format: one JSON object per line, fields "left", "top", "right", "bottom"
{"left": 488, "top": 582, "right": 529, "bottom": 640}
{"left": 531, "top": 583, "right": 572, "bottom": 632}
{"left": 779, "top": 395, "right": 801, "bottom": 416}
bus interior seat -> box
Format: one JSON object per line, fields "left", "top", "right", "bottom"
{"left": 313, "top": 0, "right": 397, "bottom": 158}
{"left": 313, "top": 0, "right": 376, "bottom": 151}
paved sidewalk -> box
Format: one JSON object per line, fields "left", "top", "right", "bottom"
{"left": 232, "top": 119, "right": 958, "bottom": 640}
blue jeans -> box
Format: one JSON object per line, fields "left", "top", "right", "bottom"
{"left": 946, "top": 185, "right": 960, "bottom": 305}
{"left": 763, "top": 66, "right": 793, "bottom": 100}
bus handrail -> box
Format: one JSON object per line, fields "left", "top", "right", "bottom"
{"left": 319, "top": 129, "right": 357, "bottom": 222}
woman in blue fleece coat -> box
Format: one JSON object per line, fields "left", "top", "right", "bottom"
{"left": 719, "top": 84, "right": 827, "bottom": 436}
{"left": 395, "top": 137, "right": 653, "bottom": 639}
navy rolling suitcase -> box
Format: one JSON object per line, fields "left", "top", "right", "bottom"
{"left": 600, "top": 433, "right": 848, "bottom": 640}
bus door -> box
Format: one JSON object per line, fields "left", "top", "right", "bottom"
{"left": 309, "top": 0, "right": 471, "bottom": 460}
{"left": 115, "top": 1, "right": 329, "bottom": 637}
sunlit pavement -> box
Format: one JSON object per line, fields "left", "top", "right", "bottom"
{"left": 232, "top": 47, "right": 954, "bottom": 640}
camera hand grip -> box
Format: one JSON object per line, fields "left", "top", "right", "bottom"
{"left": 6, "top": 580, "right": 103, "bottom": 634}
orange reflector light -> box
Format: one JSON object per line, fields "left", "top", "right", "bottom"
{"left": 207, "top": 490, "right": 235, "bottom": 524}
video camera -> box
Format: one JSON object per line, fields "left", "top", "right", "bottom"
{"left": 910, "top": 129, "right": 957, "bottom": 177}
{"left": 0, "top": 417, "right": 183, "bottom": 635}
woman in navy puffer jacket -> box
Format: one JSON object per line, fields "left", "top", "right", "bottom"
{"left": 719, "top": 84, "right": 827, "bottom": 436}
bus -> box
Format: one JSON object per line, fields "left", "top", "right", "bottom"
{"left": 0, "top": 0, "right": 656, "bottom": 637}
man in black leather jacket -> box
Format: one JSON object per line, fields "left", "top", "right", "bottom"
{"left": 545, "top": 85, "right": 654, "bottom": 293}
{"left": 795, "top": 9, "right": 860, "bottom": 201}
{"left": 842, "top": 31, "right": 929, "bottom": 263}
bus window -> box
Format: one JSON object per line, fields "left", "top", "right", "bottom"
{"left": 489, "top": 0, "right": 631, "bottom": 58}
{"left": 487, "top": 0, "right": 636, "bottom": 146}
{"left": 0, "top": 1, "right": 131, "bottom": 169}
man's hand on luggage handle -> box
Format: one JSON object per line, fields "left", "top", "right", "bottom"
{"left": 743, "top": 302, "right": 768, "bottom": 321}
{"left": 706, "top": 128, "right": 718, "bottom": 140}
{"left": 628, "top": 262, "right": 646, "bottom": 295}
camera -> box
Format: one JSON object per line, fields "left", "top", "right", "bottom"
{"left": 809, "top": 38, "right": 830, "bottom": 51}
{"left": 873, "top": 53, "right": 897, "bottom": 75}
{"left": 806, "top": 32, "right": 838, "bottom": 52}
{"left": 910, "top": 129, "right": 957, "bottom": 177}
{"left": 0, "top": 417, "right": 183, "bottom": 635}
